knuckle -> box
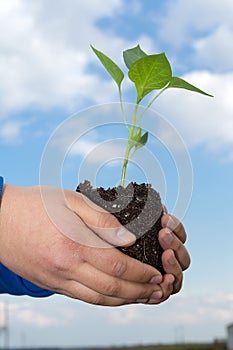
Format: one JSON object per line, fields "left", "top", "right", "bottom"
{"left": 104, "top": 280, "right": 121, "bottom": 297}
{"left": 110, "top": 256, "right": 127, "bottom": 277}
{"left": 49, "top": 252, "right": 70, "bottom": 274}
{"left": 174, "top": 237, "right": 183, "bottom": 252}
{"left": 138, "top": 287, "right": 151, "bottom": 300}
{"left": 140, "top": 266, "right": 150, "bottom": 282}
{"left": 138, "top": 264, "right": 155, "bottom": 284}
{"left": 96, "top": 211, "right": 115, "bottom": 230}
{"left": 45, "top": 234, "right": 79, "bottom": 275}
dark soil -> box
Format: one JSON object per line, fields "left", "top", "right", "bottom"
{"left": 76, "top": 180, "right": 164, "bottom": 273}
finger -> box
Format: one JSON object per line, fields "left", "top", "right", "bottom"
{"left": 161, "top": 214, "right": 186, "bottom": 243}
{"left": 147, "top": 274, "right": 175, "bottom": 304}
{"left": 162, "top": 204, "right": 168, "bottom": 214}
{"left": 161, "top": 249, "right": 183, "bottom": 294}
{"left": 158, "top": 228, "right": 191, "bottom": 271}
{"left": 67, "top": 191, "right": 136, "bottom": 247}
{"left": 55, "top": 280, "right": 135, "bottom": 306}
{"left": 27, "top": 273, "right": 135, "bottom": 307}
{"left": 70, "top": 261, "right": 163, "bottom": 301}
{"left": 78, "top": 244, "right": 163, "bottom": 284}
{"left": 159, "top": 274, "right": 175, "bottom": 300}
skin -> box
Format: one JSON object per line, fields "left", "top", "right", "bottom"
{"left": 0, "top": 184, "right": 190, "bottom": 306}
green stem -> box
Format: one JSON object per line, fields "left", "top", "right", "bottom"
{"left": 120, "top": 103, "right": 139, "bottom": 187}
{"left": 120, "top": 87, "right": 167, "bottom": 187}
{"left": 136, "top": 86, "right": 168, "bottom": 123}
{"left": 120, "top": 146, "right": 131, "bottom": 187}
{"left": 119, "top": 87, "right": 129, "bottom": 129}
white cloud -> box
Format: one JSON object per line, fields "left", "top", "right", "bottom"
{"left": 158, "top": 0, "right": 233, "bottom": 50}
{"left": 1, "top": 292, "right": 232, "bottom": 346}
{"left": 1, "top": 298, "right": 80, "bottom": 329}
{"left": 69, "top": 139, "right": 125, "bottom": 165}
{"left": 0, "top": 300, "right": 60, "bottom": 328}
{"left": 193, "top": 24, "right": 233, "bottom": 71}
{"left": 155, "top": 70, "right": 233, "bottom": 161}
{"left": 0, "top": 0, "right": 135, "bottom": 117}
{"left": 69, "top": 139, "right": 99, "bottom": 157}
{"left": 106, "top": 292, "right": 233, "bottom": 327}
{"left": 1, "top": 0, "right": 233, "bottom": 161}
{"left": 0, "top": 120, "right": 26, "bottom": 143}
{"left": 156, "top": 0, "right": 233, "bottom": 75}
{"left": 18, "top": 308, "right": 58, "bottom": 327}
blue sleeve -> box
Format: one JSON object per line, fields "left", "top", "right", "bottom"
{"left": 0, "top": 263, "right": 54, "bottom": 297}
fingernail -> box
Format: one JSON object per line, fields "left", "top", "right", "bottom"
{"left": 168, "top": 255, "right": 177, "bottom": 265}
{"left": 151, "top": 290, "right": 163, "bottom": 300}
{"left": 163, "top": 229, "right": 173, "bottom": 245}
{"left": 117, "top": 227, "right": 135, "bottom": 244}
{"left": 149, "top": 275, "right": 162, "bottom": 284}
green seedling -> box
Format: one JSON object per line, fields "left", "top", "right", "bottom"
{"left": 91, "top": 44, "right": 213, "bottom": 187}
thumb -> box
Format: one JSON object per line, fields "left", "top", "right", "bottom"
{"left": 68, "top": 191, "right": 136, "bottom": 247}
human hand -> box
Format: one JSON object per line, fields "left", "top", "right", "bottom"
{"left": 158, "top": 213, "right": 191, "bottom": 295}
{"left": 0, "top": 184, "right": 177, "bottom": 306}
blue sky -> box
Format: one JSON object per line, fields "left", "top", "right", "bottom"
{"left": 1, "top": 0, "right": 233, "bottom": 347}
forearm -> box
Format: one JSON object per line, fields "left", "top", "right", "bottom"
{"left": 0, "top": 180, "right": 54, "bottom": 297}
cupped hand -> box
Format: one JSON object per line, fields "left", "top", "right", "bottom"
{"left": 0, "top": 184, "right": 179, "bottom": 306}
{"left": 158, "top": 213, "right": 191, "bottom": 294}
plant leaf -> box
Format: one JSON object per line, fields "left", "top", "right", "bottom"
{"left": 123, "top": 44, "right": 147, "bottom": 69}
{"left": 139, "top": 131, "right": 148, "bottom": 146}
{"left": 91, "top": 45, "right": 124, "bottom": 89}
{"left": 168, "top": 77, "right": 213, "bottom": 97}
{"left": 128, "top": 53, "right": 172, "bottom": 103}
{"left": 134, "top": 131, "right": 148, "bottom": 152}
